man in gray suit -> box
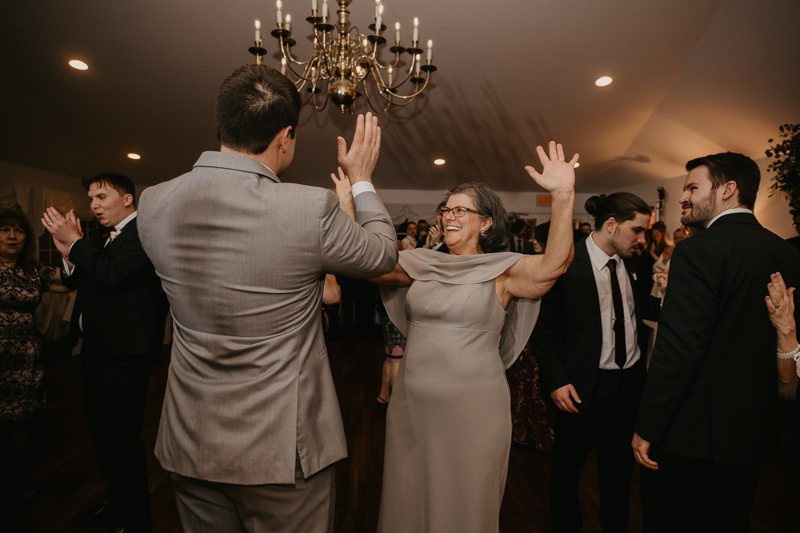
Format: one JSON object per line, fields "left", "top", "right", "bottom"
{"left": 136, "top": 64, "right": 397, "bottom": 532}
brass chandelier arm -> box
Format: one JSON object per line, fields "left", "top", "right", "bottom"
{"left": 360, "top": 78, "right": 393, "bottom": 115}
{"left": 369, "top": 63, "right": 432, "bottom": 103}
{"left": 277, "top": 36, "right": 313, "bottom": 67}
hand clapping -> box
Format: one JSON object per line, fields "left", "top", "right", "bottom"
{"left": 42, "top": 208, "right": 83, "bottom": 257}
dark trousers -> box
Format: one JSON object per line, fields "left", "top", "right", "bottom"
{"left": 81, "top": 351, "right": 156, "bottom": 530}
{"left": 639, "top": 448, "right": 761, "bottom": 533}
{"left": 550, "top": 363, "right": 644, "bottom": 533}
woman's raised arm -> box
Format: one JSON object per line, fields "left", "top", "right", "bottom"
{"left": 497, "top": 142, "right": 577, "bottom": 306}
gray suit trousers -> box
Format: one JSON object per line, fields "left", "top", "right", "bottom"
{"left": 171, "top": 459, "right": 335, "bottom": 533}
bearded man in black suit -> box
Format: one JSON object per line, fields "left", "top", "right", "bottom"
{"left": 633, "top": 152, "right": 800, "bottom": 533}
{"left": 43, "top": 173, "right": 166, "bottom": 533}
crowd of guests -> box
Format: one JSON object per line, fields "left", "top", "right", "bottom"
{"left": 2, "top": 62, "right": 799, "bottom": 533}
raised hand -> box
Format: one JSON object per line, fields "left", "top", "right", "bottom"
{"left": 766, "top": 272, "right": 795, "bottom": 337}
{"left": 524, "top": 141, "right": 578, "bottom": 194}
{"left": 654, "top": 264, "right": 669, "bottom": 294}
{"left": 330, "top": 166, "right": 355, "bottom": 220}
{"left": 425, "top": 225, "right": 442, "bottom": 248}
{"left": 337, "top": 112, "right": 381, "bottom": 185}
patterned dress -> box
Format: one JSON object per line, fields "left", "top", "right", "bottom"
{"left": 0, "top": 263, "right": 56, "bottom": 421}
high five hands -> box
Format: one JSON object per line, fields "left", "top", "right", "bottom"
{"left": 337, "top": 112, "right": 381, "bottom": 185}
{"left": 525, "top": 142, "right": 579, "bottom": 194}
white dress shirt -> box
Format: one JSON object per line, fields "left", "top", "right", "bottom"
{"left": 586, "top": 233, "right": 641, "bottom": 370}
{"left": 706, "top": 207, "right": 753, "bottom": 228}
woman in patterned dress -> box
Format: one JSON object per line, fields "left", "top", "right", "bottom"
{"left": 0, "top": 210, "right": 70, "bottom": 506}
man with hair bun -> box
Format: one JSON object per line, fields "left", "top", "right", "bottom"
{"left": 532, "top": 192, "right": 661, "bottom": 533}
{"left": 633, "top": 152, "right": 800, "bottom": 532}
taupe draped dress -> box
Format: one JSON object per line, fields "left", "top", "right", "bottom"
{"left": 378, "top": 249, "right": 540, "bottom": 533}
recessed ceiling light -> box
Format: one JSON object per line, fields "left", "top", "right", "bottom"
{"left": 127, "top": 153, "right": 141, "bottom": 160}
{"left": 574, "top": 162, "right": 580, "bottom": 168}
{"left": 595, "top": 76, "right": 612, "bottom": 87}
{"left": 69, "top": 60, "right": 89, "bottom": 70}
{"left": 434, "top": 159, "right": 445, "bottom": 165}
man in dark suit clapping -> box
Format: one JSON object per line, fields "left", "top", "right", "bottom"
{"left": 633, "top": 152, "right": 800, "bottom": 533}
{"left": 43, "top": 173, "right": 166, "bottom": 533}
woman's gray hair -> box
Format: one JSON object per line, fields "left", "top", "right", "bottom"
{"left": 444, "top": 182, "right": 509, "bottom": 253}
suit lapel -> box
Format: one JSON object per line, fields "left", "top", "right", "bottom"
{"left": 104, "top": 219, "right": 136, "bottom": 255}
{"left": 573, "top": 239, "right": 602, "bottom": 327}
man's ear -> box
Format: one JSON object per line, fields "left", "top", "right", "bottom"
{"left": 721, "top": 181, "right": 738, "bottom": 203}
{"left": 123, "top": 194, "right": 134, "bottom": 208}
{"left": 278, "top": 126, "right": 293, "bottom": 153}
{"left": 604, "top": 216, "right": 617, "bottom": 234}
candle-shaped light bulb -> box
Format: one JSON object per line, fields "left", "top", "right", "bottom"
{"left": 388, "top": 67, "right": 393, "bottom": 86}
{"left": 376, "top": 4, "right": 383, "bottom": 31}
{"left": 322, "top": 0, "right": 328, "bottom": 18}
{"left": 375, "top": 0, "right": 380, "bottom": 19}
{"left": 255, "top": 19, "right": 261, "bottom": 42}
{"left": 427, "top": 39, "right": 433, "bottom": 61}
{"left": 415, "top": 54, "right": 421, "bottom": 74}
{"left": 281, "top": 57, "right": 287, "bottom": 75}
{"left": 285, "top": 14, "right": 291, "bottom": 32}
{"left": 312, "top": 0, "right": 318, "bottom": 12}
{"left": 395, "top": 22, "right": 401, "bottom": 42}
{"left": 413, "top": 17, "right": 419, "bottom": 42}
{"left": 277, "top": 0, "right": 283, "bottom": 25}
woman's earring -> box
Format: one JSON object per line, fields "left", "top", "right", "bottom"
{"left": 480, "top": 231, "right": 486, "bottom": 237}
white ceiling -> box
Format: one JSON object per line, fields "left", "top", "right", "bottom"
{"left": 1, "top": 0, "right": 799, "bottom": 193}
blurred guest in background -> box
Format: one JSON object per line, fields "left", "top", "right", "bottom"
{"left": 0, "top": 210, "right": 70, "bottom": 515}
{"left": 398, "top": 222, "right": 417, "bottom": 251}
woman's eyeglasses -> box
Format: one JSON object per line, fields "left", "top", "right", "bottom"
{"left": 437, "top": 206, "right": 479, "bottom": 218}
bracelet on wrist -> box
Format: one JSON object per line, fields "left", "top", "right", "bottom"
{"left": 776, "top": 343, "right": 800, "bottom": 359}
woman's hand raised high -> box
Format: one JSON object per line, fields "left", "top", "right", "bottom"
{"left": 524, "top": 141, "right": 578, "bottom": 195}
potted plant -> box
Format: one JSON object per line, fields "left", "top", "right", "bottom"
{"left": 766, "top": 123, "right": 800, "bottom": 213}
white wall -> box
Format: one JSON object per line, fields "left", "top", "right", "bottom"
{"left": 620, "top": 158, "right": 795, "bottom": 239}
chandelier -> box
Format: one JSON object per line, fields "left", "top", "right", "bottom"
{"left": 249, "top": 0, "right": 437, "bottom": 114}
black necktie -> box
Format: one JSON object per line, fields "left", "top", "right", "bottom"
{"left": 607, "top": 259, "right": 627, "bottom": 369}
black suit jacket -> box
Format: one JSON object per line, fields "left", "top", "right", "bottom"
{"left": 636, "top": 213, "right": 800, "bottom": 465}
{"left": 532, "top": 237, "right": 661, "bottom": 410}
{"left": 510, "top": 236, "right": 535, "bottom": 255}
{"left": 62, "top": 218, "right": 166, "bottom": 358}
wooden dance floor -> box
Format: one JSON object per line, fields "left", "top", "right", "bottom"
{"left": 5, "top": 333, "right": 799, "bottom": 532}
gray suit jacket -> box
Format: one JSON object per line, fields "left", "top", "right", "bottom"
{"left": 137, "top": 151, "right": 397, "bottom": 484}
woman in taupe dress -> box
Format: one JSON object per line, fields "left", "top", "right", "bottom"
{"left": 374, "top": 142, "right": 579, "bottom": 532}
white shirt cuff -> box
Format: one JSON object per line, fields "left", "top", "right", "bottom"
{"left": 62, "top": 241, "right": 79, "bottom": 276}
{"left": 62, "top": 257, "right": 75, "bottom": 276}
{"left": 351, "top": 181, "right": 376, "bottom": 198}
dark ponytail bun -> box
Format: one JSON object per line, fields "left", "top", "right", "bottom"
{"left": 584, "top": 195, "right": 606, "bottom": 217}
{"left": 585, "top": 192, "right": 651, "bottom": 230}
